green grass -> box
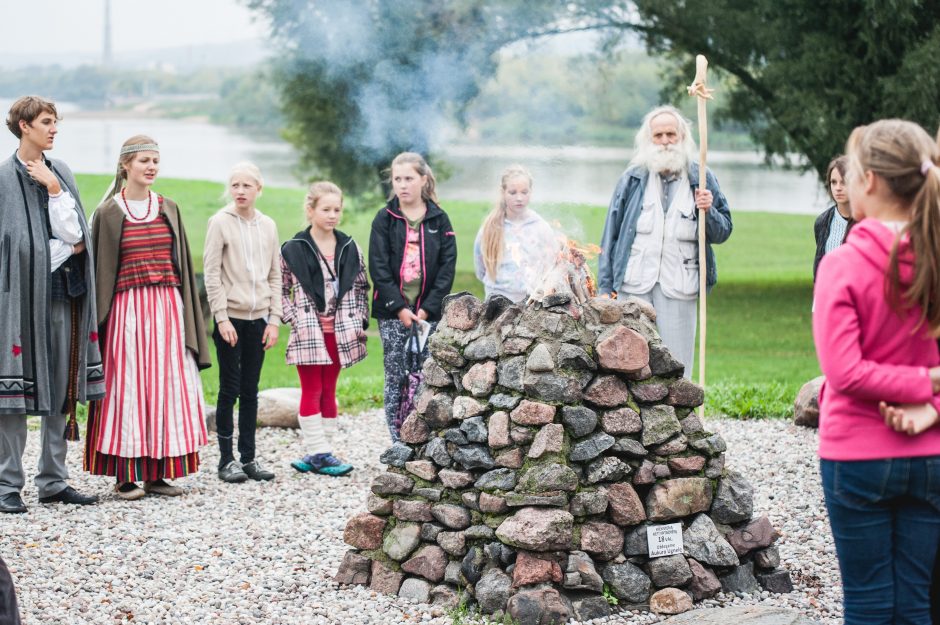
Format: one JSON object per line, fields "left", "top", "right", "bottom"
{"left": 74, "top": 174, "right": 820, "bottom": 418}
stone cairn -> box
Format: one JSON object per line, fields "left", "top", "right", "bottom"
{"left": 336, "top": 292, "right": 792, "bottom": 624}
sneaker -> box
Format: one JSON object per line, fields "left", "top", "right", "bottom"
{"left": 218, "top": 460, "right": 248, "bottom": 484}
{"left": 114, "top": 482, "right": 146, "bottom": 501}
{"left": 242, "top": 460, "right": 275, "bottom": 481}
{"left": 143, "top": 480, "right": 184, "bottom": 497}
{"left": 305, "top": 453, "right": 354, "bottom": 477}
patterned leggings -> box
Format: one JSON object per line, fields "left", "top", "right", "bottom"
{"left": 378, "top": 318, "right": 436, "bottom": 442}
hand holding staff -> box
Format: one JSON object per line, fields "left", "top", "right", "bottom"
{"left": 687, "top": 55, "right": 714, "bottom": 417}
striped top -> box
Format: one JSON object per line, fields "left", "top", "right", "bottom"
{"left": 115, "top": 213, "right": 181, "bottom": 292}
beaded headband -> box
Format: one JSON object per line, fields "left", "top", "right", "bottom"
{"left": 120, "top": 143, "right": 159, "bottom": 156}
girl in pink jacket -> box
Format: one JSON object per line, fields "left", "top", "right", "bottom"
{"left": 813, "top": 119, "right": 940, "bottom": 625}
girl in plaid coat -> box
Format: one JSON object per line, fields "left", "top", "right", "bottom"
{"left": 280, "top": 182, "right": 369, "bottom": 476}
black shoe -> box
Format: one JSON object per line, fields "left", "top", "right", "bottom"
{"left": 242, "top": 460, "right": 275, "bottom": 481}
{"left": 0, "top": 493, "right": 26, "bottom": 514}
{"left": 218, "top": 460, "right": 248, "bottom": 483}
{"left": 38, "top": 485, "right": 98, "bottom": 506}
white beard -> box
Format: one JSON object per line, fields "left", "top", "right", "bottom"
{"left": 647, "top": 144, "right": 688, "bottom": 175}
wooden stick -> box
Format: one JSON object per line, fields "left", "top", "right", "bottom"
{"left": 687, "top": 55, "right": 712, "bottom": 418}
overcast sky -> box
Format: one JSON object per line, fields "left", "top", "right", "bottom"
{"left": 0, "top": 0, "right": 267, "bottom": 58}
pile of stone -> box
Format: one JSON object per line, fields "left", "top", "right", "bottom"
{"left": 336, "top": 293, "right": 792, "bottom": 624}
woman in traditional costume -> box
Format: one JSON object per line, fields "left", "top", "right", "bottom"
{"left": 85, "top": 135, "right": 210, "bottom": 500}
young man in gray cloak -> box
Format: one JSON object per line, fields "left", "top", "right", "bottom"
{"left": 0, "top": 96, "right": 104, "bottom": 513}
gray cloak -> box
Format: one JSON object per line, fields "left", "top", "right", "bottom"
{"left": 0, "top": 153, "right": 104, "bottom": 416}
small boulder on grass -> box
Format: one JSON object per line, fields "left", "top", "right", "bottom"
{"left": 793, "top": 376, "right": 824, "bottom": 428}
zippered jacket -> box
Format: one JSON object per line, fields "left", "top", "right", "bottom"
{"left": 814, "top": 219, "right": 940, "bottom": 461}
{"left": 280, "top": 228, "right": 369, "bottom": 367}
{"left": 368, "top": 197, "right": 457, "bottom": 321}
{"left": 203, "top": 205, "right": 282, "bottom": 325}
{"left": 597, "top": 164, "right": 732, "bottom": 296}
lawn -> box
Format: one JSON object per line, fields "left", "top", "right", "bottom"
{"left": 75, "top": 174, "right": 820, "bottom": 417}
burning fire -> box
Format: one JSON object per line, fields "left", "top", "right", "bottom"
{"left": 528, "top": 237, "right": 599, "bottom": 308}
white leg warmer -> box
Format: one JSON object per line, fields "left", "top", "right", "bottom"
{"left": 297, "top": 413, "right": 330, "bottom": 455}
{"left": 322, "top": 417, "right": 338, "bottom": 443}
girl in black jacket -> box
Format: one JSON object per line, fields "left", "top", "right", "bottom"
{"left": 369, "top": 152, "right": 457, "bottom": 440}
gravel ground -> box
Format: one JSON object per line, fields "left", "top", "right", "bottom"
{"left": 0, "top": 412, "right": 841, "bottom": 625}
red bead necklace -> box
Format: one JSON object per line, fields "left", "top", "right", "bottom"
{"left": 121, "top": 187, "right": 152, "bottom": 221}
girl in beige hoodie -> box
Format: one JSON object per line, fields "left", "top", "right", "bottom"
{"left": 203, "top": 162, "right": 282, "bottom": 483}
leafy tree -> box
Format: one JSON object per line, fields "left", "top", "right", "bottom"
{"left": 246, "top": 0, "right": 551, "bottom": 194}
{"left": 557, "top": 0, "right": 940, "bottom": 178}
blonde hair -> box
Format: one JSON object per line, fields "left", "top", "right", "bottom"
{"left": 305, "top": 180, "right": 343, "bottom": 223}
{"left": 387, "top": 152, "right": 438, "bottom": 203}
{"left": 846, "top": 119, "right": 940, "bottom": 335}
{"left": 479, "top": 165, "right": 534, "bottom": 280}
{"left": 222, "top": 162, "right": 264, "bottom": 209}
{"left": 100, "top": 134, "right": 158, "bottom": 204}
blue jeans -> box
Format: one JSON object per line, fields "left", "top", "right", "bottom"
{"left": 821, "top": 458, "right": 940, "bottom": 625}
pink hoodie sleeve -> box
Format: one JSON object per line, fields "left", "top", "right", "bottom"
{"left": 813, "top": 255, "right": 934, "bottom": 403}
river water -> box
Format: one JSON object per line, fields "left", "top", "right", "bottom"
{"left": 0, "top": 107, "right": 828, "bottom": 215}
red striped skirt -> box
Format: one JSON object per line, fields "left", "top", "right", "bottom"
{"left": 85, "top": 285, "right": 207, "bottom": 481}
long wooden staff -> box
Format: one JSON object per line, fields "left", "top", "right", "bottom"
{"left": 687, "top": 55, "right": 713, "bottom": 417}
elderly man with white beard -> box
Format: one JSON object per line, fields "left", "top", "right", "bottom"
{"left": 598, "top": 105, "right": 732, "bottom": 378}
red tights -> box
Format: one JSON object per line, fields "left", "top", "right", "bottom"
{"left": 296, "top": 332, "right": 341, "bottom": 419}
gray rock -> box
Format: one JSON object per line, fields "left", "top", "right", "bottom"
{"left": 602, "top": 562, "right": 652, "bottom": 603}
{"left": 523, "top": 370, "right": 591, "bottom": 403}
{"left": 640, "top": 405, "right": 682, "bottom": 446}
{"left": 683, "top": 514, "right": 739, "bottom": 567}
{"left": 570, "top": 488, "right": 609, "bottom": 516}
{"left": 611, "top": 436, "right": 649, "bottom": 458}
{"left": 398, "top": 577, "right": 431, "bottom": 603}
{"left": 584, "top": 456, "right": 631, "bottom": 484}
{"left": 424, "top": 437, "right": 452, "bottom": 467}
{"left": 570, "top": 595, "right": 611, "bottom": 622}
{"left": 757, "top": 570, "right": 794, "bottom": 594}
{"left": 711, "top": 470, "right": 755, "bottom": 524}
{"left": 526, "top": 343, "right": 555, "bottom": 372}
{"left": 754, "top": 546, "right": 781, "bottom": 570}
{"left": 490, "top": 393, "right": 522, "bottom": 409}
{"left": 334, "top": 551, "right": 372, "bottom": 586}
{"left": 629, "top": 380, "right": 669, "bottom": 402}
{"left": 679, "top": 413, "right": 704, "bottom": 435}
{"left": 476, "top": 568, "right": 512, "bottom": 614}
{"left": 380, "top": 442, "right": 414, "bottom": 468}
{"left": 648, "top": 554, "right": 693, "bottom": 588}
{"left": 507, "top": 588, "right": 572, "bottom": 625}
{"left": 436, "top": 531, "right": 467, "bottom": 556}
{"left": 474, "top": 468, "right": 518, "bottom": 491}
{"left": 424, "top": 394, "right": 455, "bottom": 428}
{"left": 464, "top": 525, "right": 496, "bottom": 541}
{"left": 461, "top": 491, "right": 480, "bottom": 511}
{"left": 648, "top": 341, "right": 684, "bottom": 377}
{"left": 429, "top": 584, "right": 460, "bottom": 608}
{"left": 510, "top": 426, "right": 536, "bottom": 445}
{"left": 431, "top": 504, "right": 471, "bottom": 530}
{"left": 623, "top": 524, "right": 651, "bottom": 557}
{"left": 564, "top": 550, "right": 604, "bottom": 592}
{"left": 444, "top": 561, "right": 464, "bottom": 586}
{"left": 653, "top": 433, "right": 689, "bottom": 455}
{"left": 367, "top": 494, "right": 393, "bottom": 516}
{"left": 498, "top": 356, "right": 526, "bottom": 392}
{"left": 371, "top": 472, "right": 414, "bottom": 496}
{"left": 442, "top": 428, "right": 468, "bottom": 445}
{"left": 495, "top": 507, "right": 574, "bottom": 551}
{"left": 452, "top": 396, "right": 487, "bottom": 420}
{"left": 460, "top": 416, "right": 488, "bottom": 443}
{"left": 460, "top": 546, "right": 486, "bottom": 584}
{"left": 658, "top": 606, "right": 820, "bottom": 625}
{"left": 689, "top": 433, "right": 727, "bottom": 456}
{"left": 422, "top": 359, "right": 453, "bottom": 387}
{"left": 720, "top": 562, "right": 761, "bottom": 595}
{"left": 505, "top": 492, "right": 570, "bottom": 507}
{"left": 793, "top": 376, "right": 823, "bottom": 428}
{"left": 452, "top": 444, "right": 495, "bottom": 470}
{"left": 569, "top": 431, "right": 615, "bottom": 462}
{"left": 383, "top": 522, "right": 422, "bottom": 561}
{"left": 557, "top": 343, "right": 596, "bottom": 370}
{"left": 464, "top": 335, "right": 500, "bottom": 360}
{"left": 561, "top": 406, "right": 598, "bottom": 438}
{"left": 421, "top": 523, "right": 444, "bottom": 542}
{"left": 517, "top": 463, "right": 579, "bottom": 493}
{"left": 438, "top": 469, "right": 474, "bottom": 489}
